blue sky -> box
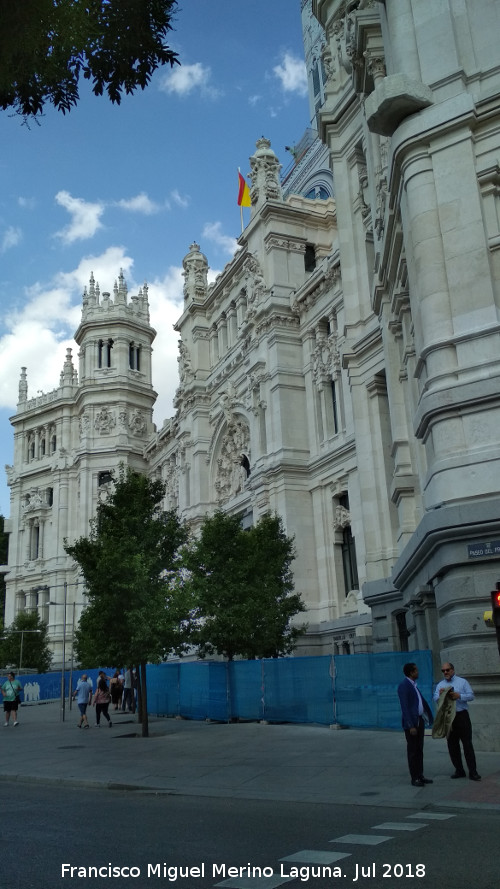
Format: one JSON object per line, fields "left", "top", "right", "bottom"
{"left": 0, "top": 0, "right": 311, "bottom": 517}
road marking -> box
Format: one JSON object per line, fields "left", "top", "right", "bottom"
{"left": 372, "top": 822, "right": 427, "bottom": 831}
{"left": 280, "top": 850, "right": 351, "bottom": 864}
{"left": 330, "top": 834, "right": 393, "bottom": 845}
{"left": 215, "top": 876, "right": 292, "bottom": 889}
{"left": 406, "top": 812, "right": 456, "bottom": 820}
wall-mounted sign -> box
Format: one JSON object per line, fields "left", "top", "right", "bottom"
{"left": 468, "top": 541, "right": 500, "bottom": 559}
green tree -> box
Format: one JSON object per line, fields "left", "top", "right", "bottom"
{"left": 0, "top": 0, "right": 180, "bottom": 117}
{"left": 64, "top": 467, "right": 190, "bottom": 736}
{"left": 184, "top": 512, "right": 307, "bottom": 661}
{"left": 0, "top": 610, "right": 52, "bottom": 673}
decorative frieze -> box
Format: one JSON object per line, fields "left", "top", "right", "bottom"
{"left": 94, "top": 407, "right": 116, "bottom": 434}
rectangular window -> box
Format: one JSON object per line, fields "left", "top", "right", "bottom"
{"left": 338, "top": 494, "right": 359, "bottom": 595}
{"left": 331, "top": 381, "right": 339, "bottom": 434}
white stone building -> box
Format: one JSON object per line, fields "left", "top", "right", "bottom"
{"left": 312, "top": 0, "right": 500, "bottom": 749}
{"left": 4, "top": 0, "right": 500, "bottom": 749}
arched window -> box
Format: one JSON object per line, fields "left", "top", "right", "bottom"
{"left": 129, "top": 343, "right": 141, "bottom": 371}
{"left": 106, "top": 339, "right": 113, "bottom": 367}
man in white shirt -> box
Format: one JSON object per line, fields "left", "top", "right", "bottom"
{"left": 433, "top": 662, "right": 481, "bottom": 781}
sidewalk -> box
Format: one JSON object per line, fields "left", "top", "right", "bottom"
{"left": 2, "top": 702, "right": 499, "bottom": 811}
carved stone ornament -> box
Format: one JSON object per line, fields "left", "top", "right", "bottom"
{"left": 128, "top": 409, "right": 147, "bottom": 436}
{"left": 78, "top": 411, "right": 90, "bottom": 439}
{"left": 243, "top": 254, "right": 267, "bottom": 312}
{"left": 215, "top": 418, "right": 250, "bottom": 503}
{"left": 97, "top": 482, "right": 114, "bottom": 504}
{"left": 165, "top": 458, "right": 180, "bottom": 506}
{"left": 94, "top": 407, "right": 116, "bottom": 434}
{"left": 22, "top": 488, "right": 51, "bottom": 512}
{"left": 334, "top": 505, "right": 351, "bottom": 530}
{"left": 5, "top": 464, "right": 17, "bottom": 486}
{"left": 182, "top": 242, "right": 208, "bottom": 303}
{"left": 312, "top": 330, "right": 340, "bottom": 390}
{"left": 249, "top": 137, "right": 282, "bottom": 205}
{"left": 178, "top": 340, "right": 193, "bottom": 384}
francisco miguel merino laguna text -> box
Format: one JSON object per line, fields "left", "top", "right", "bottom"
{"left": 61, "top": 863, "right": 347, "bottom": 881}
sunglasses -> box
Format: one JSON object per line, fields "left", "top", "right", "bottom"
{"left": 441, "top": 668, "right": 452, "bottom": 673}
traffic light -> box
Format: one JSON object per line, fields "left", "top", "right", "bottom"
{"left": 491, "top": 582, "right": 500, "bottom": 654}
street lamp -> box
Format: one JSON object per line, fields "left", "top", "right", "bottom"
{"left": 46, "top": 580, "right": 84, "bottom": 722}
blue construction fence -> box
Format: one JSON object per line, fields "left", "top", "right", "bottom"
{"left": 9, "top": 650, "right": 434, "bottom": 730}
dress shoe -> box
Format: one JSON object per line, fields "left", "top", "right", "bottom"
{"left": 419, "top": 777, "right": 433, "bottom": 784}
{"left": 411, "top": 778, "right": 425, "bottom": 787}
{"left": 469, "top": 772, "right": 481, "bottom": 781}
{"left": 450, "top": 770, "right": 466, "bottom": 779}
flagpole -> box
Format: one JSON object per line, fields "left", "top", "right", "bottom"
{"left": 240, "top": 204, "right": 244, "bottom": 234}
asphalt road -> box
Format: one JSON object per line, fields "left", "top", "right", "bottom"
{"left": 5, "top": 783, "right": 499, "bottom": 889}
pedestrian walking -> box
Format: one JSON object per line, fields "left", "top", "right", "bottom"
{"left": 397, "top": 662, "right": 433, "bottom": 787}
{"left": 433, "top": 662, "right": 481, "bottom": 781}
{"left": 72, "top": 673, "right": 92, "bottom": 729}
{"left": 121, "top": 667, "right": 134, "bottom": 713}
{"left": 1, "top": 671, "right": 22, "bottom": 727}
{"left": 93, "top": 678, "right": 112, "bottom": 727}
{"left": 110, "top": 669, "right": 123, "bottom": 711}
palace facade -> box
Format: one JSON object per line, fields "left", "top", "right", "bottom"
{"left": 4, "top": 0, "right": 500, "bottom": 749}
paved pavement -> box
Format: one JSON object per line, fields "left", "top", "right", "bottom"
{"left": 2, "top": 701, "right": 499, "bottom": 811}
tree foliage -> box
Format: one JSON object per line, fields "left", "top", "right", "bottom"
{"left": 64, "top": 467, "right": 191, "bottom": 735}
{"left": 183, "top": 512, "right": 307, "bottom": 660}
{"left": 0, "top": 610, "right": 52, "bottom": 673}
{"left": 0, "top": 0, "right": 180, "bottom": 117}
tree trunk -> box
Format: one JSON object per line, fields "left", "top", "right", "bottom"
{"left": 135, "top": 664, "right": 142, "bottom": 723}
{"left": 140, "top": 661, "right": 149, "bottom": 738}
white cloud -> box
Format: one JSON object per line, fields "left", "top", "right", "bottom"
{"left": 202, "top": 222, "right": 239, "bottom": 257}
{"left": 0, "top": 246, "right": 185, "bottom": 434}
{"left": 171, "top": 189, "right": 190, "bottom": 209}
{"left": 54, "top": 191, "right": 105, "bottom": 244}
{"left": 158, "top": 62, "right": 221, "bottom": 99}
{"left": 116, "top": 193, "right": 163, "bottom": 215}
{"left": 273, "top": 51, "right": 308, "bottom": 96}
{"left": 0, "top": 247, "right": 134, "bottom": 412}
{"left": 248, "top": 94, "right": 262, "bottom": 106}
{"left": 146, "top": 267, "right": 185, "bottom": 426}
{"left": 1, "top": 226, "right": 22, "bottom": 253}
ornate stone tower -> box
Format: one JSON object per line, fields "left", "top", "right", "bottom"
{"left": 4, "top": 271, "right": 158, "bottom": 667}
{"left": 73, "top": 269, "right": 157, "bottom": 507}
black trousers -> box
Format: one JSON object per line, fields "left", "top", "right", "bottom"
{"left": 95, "top": 703, "right": 111, "bottom": 725}
{"left": 404, "top": 716, "right": 425, "bottom": 780}
{"left": 447, "top": 710, "right": 477, "bottom": 774}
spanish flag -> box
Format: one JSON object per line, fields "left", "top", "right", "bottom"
{"left": 237, "top": 171, "right": 251, "bottom": 207}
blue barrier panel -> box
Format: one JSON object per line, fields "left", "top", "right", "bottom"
{"left": 228, "top": 660, "right": 263, "bottom": 721}
{"left": 207, "top": 662, "right": 230, "bottom": 722}
{"left": 333, "top": 650, "right": 434, "bottom": 729}
{"left": 262, "top": 656, "right": 335, "bottom": 725}
{"left": 12, "top": 668, "right": 104, "bottom": 703}
{"left": 13, "top": 651, "right": 435, "bottom": 732}
{"left": 176, "top": 661, "right": 217, "bottom": 720}
{"left": 146, "top": 663, "right": 180, "bottom": 716}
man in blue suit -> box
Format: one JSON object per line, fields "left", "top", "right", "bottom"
{"left": 397, "top": 662, "right": 433, "bottom": 787}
